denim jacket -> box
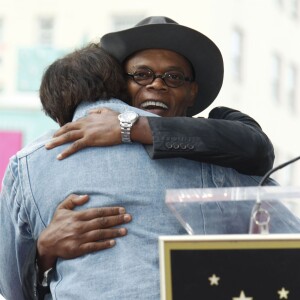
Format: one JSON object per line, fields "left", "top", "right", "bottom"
{"left": 0, "top": 99, "right": 296, "bottom": 300}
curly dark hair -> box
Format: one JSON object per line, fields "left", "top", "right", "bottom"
{"left": 40, "top": 43, "right": 129, "bottom": 125}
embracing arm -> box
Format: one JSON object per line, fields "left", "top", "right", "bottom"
{"left": 28, "top": 194, "right": 131, "bottom": 300}
{"left": 146, "top": 106, "right": 274, "bottom": 175}
{"left": 0, "top": 156, "right": 132, "bottom": 299}
{"left": 36, "top": 194, "right": 132, "bottom": 275}
{"left": 45, "top": 106, "right": 274, "bottom": 176}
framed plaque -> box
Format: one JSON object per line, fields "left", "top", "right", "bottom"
{"left": 159, "top": 234, "right": 300, "bottom": 300}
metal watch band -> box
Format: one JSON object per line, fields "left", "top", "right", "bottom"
{"left": 120, "top": 121, "right": 132, "bottom": 143}
{"left": 118, "top": 110, "right": 139, "bottom": 143}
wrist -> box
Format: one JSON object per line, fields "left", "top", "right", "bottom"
{"left": 37, "top": 238, "right": 57, "bottom": 275}
{"left": 118, "top": 110, "right": 139, "bottom": 143}
{"left": 131, "top": 117, "right": 153, "bottom": 144}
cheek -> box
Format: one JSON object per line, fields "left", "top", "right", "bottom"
{"left": 127, "top": 83, "right": 136, "bottom": 99}
{"left": 176, "top": 91, "right": 193, "bottom": 109}
{"left": 182, "top": 89, "right": 196, "bottom": 108}
{"left": 127, "top": 84, "right": 140, "bottom": 107}
{"left": 170, "top": 91, "right": 194, "bottom": 116}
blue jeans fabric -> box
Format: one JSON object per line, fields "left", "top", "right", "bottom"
{"left": 0, "top": 99, "right": 298, "bottom": 300}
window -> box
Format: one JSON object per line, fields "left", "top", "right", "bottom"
{"left": 290, "top": 0, "right": 299, "bottom": 19}
{"left": 286, "top": 64, "right": 297, "bottom": 112}
{"left": 37, "top": 17, "right": 54, "bottom": 46}
{"left": 275, "top": 0, "right": 284, "bottom": 9}
{"left": 17, "top": 47, "right": 67, "bottom": 91}
{"left": 231, "top": 28, "right": 243, "bottom": 82}
{"left": 271, "top": 53, "right": 282, "bottom": 103}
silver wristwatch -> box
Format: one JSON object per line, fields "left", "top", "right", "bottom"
{"left": 118, "top": 110, "right": 139, "bottom": 143}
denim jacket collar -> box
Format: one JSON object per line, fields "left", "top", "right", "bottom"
{"left": 73, "top": 98, "right": 158, "bottom": 121}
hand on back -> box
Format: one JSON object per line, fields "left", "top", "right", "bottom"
{"left": 37, "top": 194, "right": 132, "bottom": 272}
{"left": 45, "top": 108, "right": 121, "bottom": 160}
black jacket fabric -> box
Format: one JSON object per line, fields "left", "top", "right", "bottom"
{"left": 146, "top": 106, "right": 274, "bottom": 176}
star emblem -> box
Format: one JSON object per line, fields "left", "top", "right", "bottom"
{"left": 232, "top": 290, "right": 253, "bottom": 300}
{"left": 208, "top": 274, "right": 220, "bottom": 286}
{"left": 278, "top": 287, "right": 289, "bottom": 299}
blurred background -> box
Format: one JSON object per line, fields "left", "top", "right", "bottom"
{"left": 0, "top": 0, "right": 299, "bottom": 190}
{"left": 0, "top": 0, "right": 299, "bottom": 299}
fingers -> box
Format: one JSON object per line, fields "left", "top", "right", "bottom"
{"left": 56, "top": 194, "right": 130, "bottom": 219}
{"left": 79, "top": 206, "right": 128, "bottom": 221}
{"left": 56, "top": 139, "right": 87, "bottom": 160}
{"left": 74, "top": 228, "right": 129, "bottom": 257}
{"left": 56, "top": 224, "right": 129, "bottom": 259}
{"left": 53, "top": 122, "right": 79, "bottom": 138}
{"left": 57, "top": 194, "right": 89, "bottom": 210}
{"left": 81, "top": 227, "right": 127, "bottom": 243}
{"left": 56, "top": 194, "right": 131, "bottom": 226}
{"left": 79, "top": 213, "right": 132, "bottom": 233}
{"left": 76, "top": 240, "right": 117, "bottom": 256}
{"left": 58, "top": 239, "right": 117, "bottom": 259}
{"left": 45, "top": 130, "right": 83, "bottom": 150}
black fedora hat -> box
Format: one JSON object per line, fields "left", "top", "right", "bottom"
{"left": 100, "top": 16, "right": 224, "bottom": 116}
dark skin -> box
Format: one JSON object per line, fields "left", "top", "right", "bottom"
{"left": 45, "top": 49, "right": 198, "bottom": 159}
{"left": 38, "top": 50, "right": 198, "bottom": 274}
{"left": 37, "top": 194, "right": 132, "bottom": 275}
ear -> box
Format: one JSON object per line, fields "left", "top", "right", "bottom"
{"left": 187, "top": 82, "right": 198, "bottom": 107}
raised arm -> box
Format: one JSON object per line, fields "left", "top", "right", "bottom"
{"left": 146, "top": 106, "right": 274, "bottom": 175}
{"left": 45, "top": 106, "right": 274, "bottom": 176}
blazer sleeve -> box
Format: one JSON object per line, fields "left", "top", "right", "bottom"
{"left": 145, "top": 106, "right": 274, "bottom": 176}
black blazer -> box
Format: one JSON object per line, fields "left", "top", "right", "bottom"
{"left": 146, "top": 106, "right": 274, "bottom": 176}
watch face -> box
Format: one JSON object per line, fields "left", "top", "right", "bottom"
{"left": 118, "top": 111, "right": 139, "bottom": 123}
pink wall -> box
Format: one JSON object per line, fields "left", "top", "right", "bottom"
{"left": 0, "top": 131, "right": 22, "bottom": 189}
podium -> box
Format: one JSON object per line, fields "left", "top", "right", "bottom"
{"left": 160, "top": 186, "right": 300, "bottom": 299}
{"left": 165, "top": 186, "right": 300, "bottom": 235}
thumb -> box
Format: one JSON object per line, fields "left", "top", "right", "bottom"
{"left": 58, "top": 194, "right": 89, "bottom": 210}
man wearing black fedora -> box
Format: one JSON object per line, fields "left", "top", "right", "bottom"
{"left": 46, "top": 16, "right": 274, "bottom": 177}
{"left": 2, "top": 17, "right": 280, "bottom": 300}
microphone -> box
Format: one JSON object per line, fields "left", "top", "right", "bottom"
{"left": 259, "top": 155, "right": 300, "bottom": 186}
{"left": 249, "top": 155, "right": 300, "bottom": 234}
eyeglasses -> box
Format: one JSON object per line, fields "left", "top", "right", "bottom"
{"left": 126, "top": 68, "right": 193, "bottom": 88}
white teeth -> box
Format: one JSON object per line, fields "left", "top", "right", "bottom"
{"left": 141, "top": 101, "right": 168, "bottom": 110}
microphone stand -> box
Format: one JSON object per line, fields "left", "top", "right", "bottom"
{"left": 249, "top": 155, "right": 300, "bottom": 234}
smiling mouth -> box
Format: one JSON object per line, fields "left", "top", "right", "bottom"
{"left": 140, "top": 101, "right": 168, "bottom": 110}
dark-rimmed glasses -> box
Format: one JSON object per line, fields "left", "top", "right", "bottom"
{"left": 126, "top": 68, "right": 193, "bottom": 88}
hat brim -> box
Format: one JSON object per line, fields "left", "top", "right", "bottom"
{"left": 101, "top": 23, "right": 224, "bottom": 116}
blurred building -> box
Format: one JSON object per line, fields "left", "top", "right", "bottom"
{"left": 0, "top": 0, "right": 299, "bottom": 186}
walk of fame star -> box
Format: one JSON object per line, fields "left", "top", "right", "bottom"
{"left": 232, "top": 290, "right": 253, "bottom": 300}
{"left": 208, "top": 274, "right": 220, "bottom": 286}
{"left": 278, "top": 287, "right": 289, "bottom": 299}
